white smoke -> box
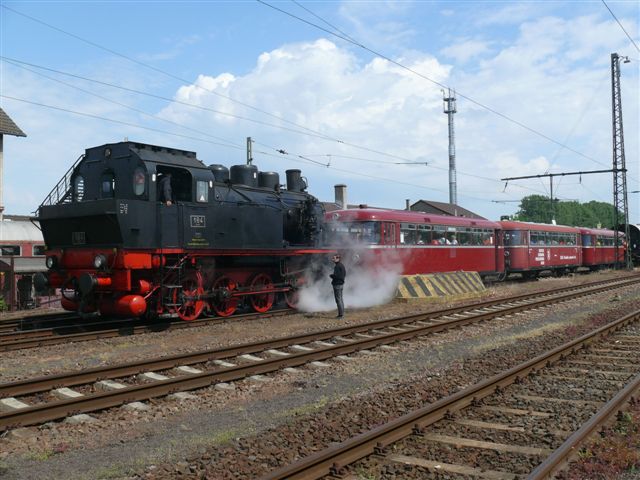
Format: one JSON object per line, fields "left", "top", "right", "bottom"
{"left": 296, "top": 243, "right": 403, "bottom": 313}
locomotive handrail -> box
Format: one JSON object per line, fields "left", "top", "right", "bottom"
{"left": 38, "top": 154, "right": 84, "bottom": 213}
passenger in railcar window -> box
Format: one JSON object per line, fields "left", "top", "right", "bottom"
{"left": 449, "top": 234, "right": 458, "bottom": 245}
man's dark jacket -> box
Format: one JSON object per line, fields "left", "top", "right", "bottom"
{"left": 330, "top": 262, "right": 346, "bottom": 286}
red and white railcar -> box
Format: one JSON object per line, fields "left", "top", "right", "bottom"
{"left": 500, "top": 221, "right": 581, "bottom": 276}
{"left": 579, "top": 228, "right": 624, "bottom": 269}
{"left": 325, "top": 208, "right": 503, "bottom": 276}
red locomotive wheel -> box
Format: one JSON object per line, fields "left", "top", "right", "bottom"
{"left": 172, "top": 271, "right": 205, "bottom": 321}
{"left": 248, "top": 273, "right": 275, "bottom": 313}
{"left": 284, "top": 275, "right": 304, "bottom": 309}
{"left": 284, "top": 288, "right": 299, "bottom": 309}
{"left": 211, "top": 276, "right": 239, "bottom": 317}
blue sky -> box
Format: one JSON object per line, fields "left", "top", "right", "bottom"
{"left": 1, "top": 0, "right": 638, "bottom": 223}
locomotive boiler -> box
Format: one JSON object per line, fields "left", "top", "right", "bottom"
{"left": 34, "top": 141, "right": 328, "bottom": 320}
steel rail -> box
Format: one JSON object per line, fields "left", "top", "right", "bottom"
{"left": 261, "top": 308, "right": 640, "bottom": 480}
{"left": 1, "top": 276, "right": 638, "bottom": 398}
{"left": 0, "top": 274, "right": 636, "bottom": 351}
{"left": 0, "top": 308, "right": 294, "bottom": 352}
{"left": 528, "top": 372, "right": 640, "bottom": 479}
{"left": 1, "top": 279, "right": 638, "bottom": 430}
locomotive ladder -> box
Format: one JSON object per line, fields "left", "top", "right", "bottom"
{"left": 159, "top": 254, "right": 191, "bottom": 309}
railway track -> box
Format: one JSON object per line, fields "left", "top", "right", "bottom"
{"left": 1, "top": 274, "right": 637, "bottom": 352}
{"left": 0, "top": 308, "right": 293, "bottom": 352}
{"left": 1, "top": 273, "right": 638, "bottom": 431}
{"left": 261, "top": 309, "right": 640, "bottom": 480}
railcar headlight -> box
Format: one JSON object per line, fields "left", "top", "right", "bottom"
{"left": 46, "top": 256, "right": 57, "bottom": 269}
{"left": 93, "top": 254, "right": 108, "bottom": 269}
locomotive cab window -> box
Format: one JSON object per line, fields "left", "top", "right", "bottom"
{"left": 133, "top": 167, "right": 146, "bottom": 196}
{"left": 156, "top": 167, "right": 192, "bottom": 203}
{"left": 101, "top": 171, "right": 115, "bottom": 198}
{"left": 33, "top": 245, "right": 46, "bottom": 256}
{"left": 196, "top": 180, "right": 208, "bottom": 203}
{"left": 73, "top": 175, "right": 85, "bottom": 202}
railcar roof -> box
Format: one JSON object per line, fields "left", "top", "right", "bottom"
{"left": 499, "top": 220, "right": 580, "bottom": 233}
{"left": 326, "top": 208, "right": 500, "bottom": 228}
{"left": 578, "top": 227, "right": 620, "bottom": 236}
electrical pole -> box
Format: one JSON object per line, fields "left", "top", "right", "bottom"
{"left": 611, "top": 52, "right": 632, "bottom": 269}
{"left": 443, "top": 88, "right": 457, "bottom": 205}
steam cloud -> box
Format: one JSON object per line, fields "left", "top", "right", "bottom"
{"left": 296, "top": 244, "right": 403, "bottom": 313}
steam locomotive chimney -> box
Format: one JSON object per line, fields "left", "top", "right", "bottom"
{"left": 334, "top": 184, "right": 347, "bottom": 209}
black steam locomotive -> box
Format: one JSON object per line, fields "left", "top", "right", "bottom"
{"left": 35, "top": 141, "right": 328, "bottom": 319}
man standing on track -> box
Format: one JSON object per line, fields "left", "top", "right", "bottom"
{"left": 330, "top": 254, "right": 346, "bottom": 318}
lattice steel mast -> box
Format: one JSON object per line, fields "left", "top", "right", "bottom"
{"left": 611, "top": 52, "right": 631, "bottom": 269}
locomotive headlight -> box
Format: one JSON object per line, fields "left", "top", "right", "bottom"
{"left": 93, "top": 254, "right": 108, "bottom": 269}
{"left": 46, "top": 256, "right": 57, "bottom": 269}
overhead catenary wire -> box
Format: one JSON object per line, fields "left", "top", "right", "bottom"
{"left": 0, "top": 95, "right": 246, "bottom": 150}
{"left": 3, "top": 3, "right": 636, "bottom": 207}
{"left": 4, "top": 3, "right": 628, "bottom": 175}
{"left": 0, "top": 93, "right": 537, "bottom": 205}
{"left": 257, "top": 0, "right": 620, "bottom": 171}
{"left": 601, "top": 0, "right": 640, "bottom": 53}
{"left": 1, "top": 55, "right": 557, "bottom": 196}
{"left": 0, "top": 7, "right": 424, "bottom": 166}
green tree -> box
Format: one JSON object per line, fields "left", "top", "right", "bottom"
{"left": 515, "top": 195, "right": 622, "bottom": 227}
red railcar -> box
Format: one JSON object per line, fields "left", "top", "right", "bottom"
{"left": 579, "top": 228, "right": 624, "bottom": 269}
{"left": 325, "top": 208, "right": 503, "bottom": 276}
{"left": 500, "top": 221, "right": 581, "bottom": 276}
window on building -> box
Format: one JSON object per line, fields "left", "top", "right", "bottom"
{"left": 0, "top": 245, "right": 21, "bottom": 256}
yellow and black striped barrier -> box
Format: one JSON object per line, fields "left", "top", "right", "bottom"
{"left": 396, "top": 271, "right": 486, "bottom": 301}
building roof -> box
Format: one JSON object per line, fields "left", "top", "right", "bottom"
{"left": 0, "top": 108, "right": 27, "bottom": 137}
{"left": 0, "top": 217, "right": 43, "bottom": 242}
{"left": 410, "top": 200, "right": 486, "bottom": 220}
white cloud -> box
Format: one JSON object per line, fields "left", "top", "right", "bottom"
{"left": 441, "top": 38, "right": 492, "bottom": 63}
{"left": 1, "top": 5, "right": 638, "bottom": 224}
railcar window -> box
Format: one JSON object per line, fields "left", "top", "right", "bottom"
{"left": 582, "top": 235, "right": 593, "bottom": 246}
{"left": 327, "top": 221, "right": 381, "bottom": 244}
{"left": 400, "top": 223, "right": 418, "bottom": 244}
{"left": 73, "top": 175, "right": 85, "bottom": 202}
{"left": 0, "top": 245, "right": 21, "bottom": 256}
{"left": 196, "top": 181, "right": 209, "bottom": 203}
{"left": 133, "top": 168, "right": 146, "bottom": 196}
{"left": 33, "top": 245, "right": 46, "bottom": 256}
{"left": 504, "top": 230, "right": 524, "bottom": 246}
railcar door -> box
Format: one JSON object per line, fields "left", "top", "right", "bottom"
{"left": 382, "top": 222, "right": 397, "bottom": 246}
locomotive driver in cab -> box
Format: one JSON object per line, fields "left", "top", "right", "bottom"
{"left": 330, "top": 254, "right": 346, "bottom": 318}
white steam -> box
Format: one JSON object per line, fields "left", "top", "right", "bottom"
{"left": 296, "top": 245, "right": 403, "bottom": 313}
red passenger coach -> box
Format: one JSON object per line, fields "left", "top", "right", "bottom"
{"left": 500, "top": 221, "right": 581, "bottom": 277}
{"left": 325, "top": 208, "right": 503, "bottom": 276}
{"left": 579, "top": 228, "right": 624, "bottom": 269}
